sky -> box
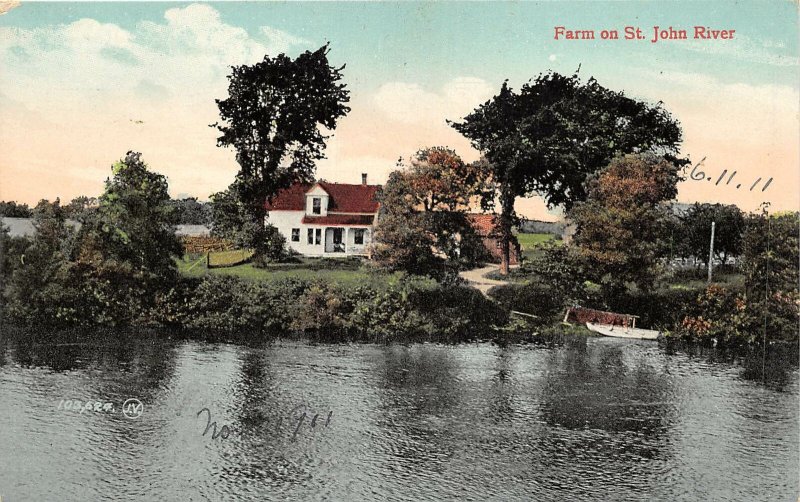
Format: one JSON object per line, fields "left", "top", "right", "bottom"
{"left": 1, "top": 1, "right": 798, "bottom": 221}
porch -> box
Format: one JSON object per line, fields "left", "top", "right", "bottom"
{"left": 322, "top": 226, "right": 371, "bottom": 256}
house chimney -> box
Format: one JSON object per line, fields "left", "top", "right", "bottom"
{"left": 361, "top": 173, "right": 368, "bottom": 185}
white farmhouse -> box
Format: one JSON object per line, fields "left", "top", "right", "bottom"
{"left": 264, "top": 175, "right": 379, "bottom": 257}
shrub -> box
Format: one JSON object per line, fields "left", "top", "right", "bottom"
{"left": 488, "top": 281, "right": 565, "bottom": 325}
{"left": 515, "top": 243, "right": 589, "bottom": 302}
{"left": 348, "top": 287, "right": 430, "bottom": 341}
{"left": 409, "top": 284, "right": 508, "bottom": 339}
{"left": 179, "top": 275, "right": 309, "bottom": 334}
{"left": 604, "top": 286, "right": 705, "bottom": 331}
{"left": 290, "top": 283, "right": 365, "bottom": 337}
{"left": 673, "top": 285, "right": 798, "bottom": 346}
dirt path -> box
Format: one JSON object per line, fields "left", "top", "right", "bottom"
{"left": 459, "top": 264, "right": 510, "bottom": 296}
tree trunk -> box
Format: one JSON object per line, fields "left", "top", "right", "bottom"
{"left": 250, "top": 201, "right": 268, "bottom": 260}
{"left": 499, "top": 186, "right": 515, "bottom": 276}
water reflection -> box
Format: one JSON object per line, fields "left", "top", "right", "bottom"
{"left": 541, "top": 337, "right": 675, "bottom": 434}
{"left": 489, "top": 347, "right": 516, "bottom": 422}
{"left": 740, "top": 347, "right": 798, "bottom": 390}
{"left": 371, "top": 345, "right": 463, "bottom": 480}
{"left": 0, "top": 333, "right": 796, "bottom": 501}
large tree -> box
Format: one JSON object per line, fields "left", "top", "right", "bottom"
{"left": 213, "top": 44, "right": 350, "bottom": 259}
{"left": 402, "top": 146, "right": 493, "bottom": 212}
{"left": 64, "top": 196, "right": 99, "bottom": 222}
{"left": 372, "top": 148, "right": 491, "bottom": 277}
{"left": 3, "top": 199, "right": 75, "bottom": 322}
{"left": 81, "top": 151, "right": 183, "bottom": 279}
{"left": 0, "top": 201, "right": 32, "bottom": 217}
{"left": 169, "top": 197, "right": 211, "bottom": 226}
{"left": 451, "top": 72, "right": 684, "bottom": 274}
{"left": 569, "top": 154, "right": 680, "bottom": 294}
{"left": 678, "top": 203, "right": 745, "bottom": 266}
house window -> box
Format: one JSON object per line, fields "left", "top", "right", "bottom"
{"left": 291, "top": 228, "right": 300, "bottom": 242}
{"left": 312, "top": 198, "right": 321, "bottom": 215}
{"left": 315, "top": 228, "right": 322, "bottom": 245}
{"left": 308, "top": 228, "right": 314, "bottom": 244}
{"left": 354, "top": 228, "right": 365, "bottom": 245}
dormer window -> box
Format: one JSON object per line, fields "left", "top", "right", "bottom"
{"left": 312, "top": 197, "right": 321, "bottom": 215}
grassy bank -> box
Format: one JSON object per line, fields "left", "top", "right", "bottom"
{"left": 177, "top": 254, "right": 418, "bottom": 289}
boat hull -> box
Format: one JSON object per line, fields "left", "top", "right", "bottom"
{"left": 585, "top": 322, "right": 660, "bottom": 340}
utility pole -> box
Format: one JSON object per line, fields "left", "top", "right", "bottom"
{"left": 707, "top": 221, "right": 716, "bottom": 283}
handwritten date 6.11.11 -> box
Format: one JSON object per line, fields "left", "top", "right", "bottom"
{"left": 687, "top": 157, "right": 773, "bottom": 193}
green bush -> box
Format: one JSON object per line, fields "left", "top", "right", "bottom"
{"left": 668, "top": 212, "right": 799, "bottom": 346}
{"left": 673, "top": 284, "right": 798, "bottom": 346}
{"left": 151, "top": 274, "right": 505, "bottom": 341}
{"left": 347, "top": 286, "right": 430, "bottom": 341}
{"left": 604, "top": 286, "right": 705, "bottom": 330}
{"left": 409, "top": 284, "right": 508, "bottom": 339}
{"left": 176, "top": 275, "right": 309, "bottom": 334}
{"left": 488, "top": 281, "right": 565, "bottom": 325}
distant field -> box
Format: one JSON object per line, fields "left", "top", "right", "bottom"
{"left": 517, "top": 233, "right": 558, "bottom": 248}
{"left": 517, "top": 233, "right": 561, "bottom": 261}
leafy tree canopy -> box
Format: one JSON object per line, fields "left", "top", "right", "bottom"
{"left": 0, "top": 201, "right": 33, "bottom": 218}
{"left": 64, "top": 196, "right": 99, "bottom": 222}
{"left": 742, "top": 209, "right": 799, "bottom": 295}
{"left": 401, "top": 147, "right": 493, "bottom": 212}
{"left": 80, "top": 151, "right": 183, "bottom": 278}
{"left": 169, "top": 197, "right": 211, "bottom": 225}
{"left": 570, "top": 154, "right": 680, "bottom": 293}
{"left": 451, "top": 72, "right": 684, "bottom": 273}
{"left": 214, "top": 44, "right": 350, "bottom": 225}
{"left": 451, "top": 72, "right": 684, "bottom": 211}
{"left": 209, "top": 185, "right": 286, "bottom": 263}
{"left": 678, "top": 203, "right": 745, "bottom": 265}
{"left": 372, "top": 148, "right": 491, "bottom": 277}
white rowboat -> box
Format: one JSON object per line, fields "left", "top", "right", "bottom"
{"left": 585, "top": 322, "right": 660, "bottom": 340}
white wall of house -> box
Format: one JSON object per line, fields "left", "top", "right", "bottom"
{"left": 266, "top": 210, "right": 372, "bottom": 257}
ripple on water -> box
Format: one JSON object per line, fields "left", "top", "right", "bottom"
{"left": 0, "top": 335, "right": 797, "bottom": 501}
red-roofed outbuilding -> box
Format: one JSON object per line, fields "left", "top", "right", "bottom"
{"left": 465, "top": 214, "right": 521, "bottom": 265}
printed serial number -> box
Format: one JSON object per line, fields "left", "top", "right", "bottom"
{"left": 57, "top": 399, "right": 115, "bottom": 414}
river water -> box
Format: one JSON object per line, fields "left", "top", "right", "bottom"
{"left": 0, "top": 333, "right": 797, "bottom": 501}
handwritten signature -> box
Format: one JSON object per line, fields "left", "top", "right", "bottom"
{"left": 197, "top": 406, "right": 332, "bottom": 441}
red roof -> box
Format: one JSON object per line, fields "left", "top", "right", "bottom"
{"left": 301, "top": 214, "right": 375, "bottom": 226}
{"left": 265, "top": 182, "right": 380, "bottom": 213}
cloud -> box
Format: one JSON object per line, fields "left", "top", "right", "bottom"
{"left": 0, "top": 1, "right": 20, "bottom": 16}
{"left": 0, "top": 4, "right": 312, "bottom": 203}
{"left": 0, "top": 3, "right": 311, "bottom": 107}
{"left": 260, "top": 26, "right": 312, "bottom": 54}
{"left": 680, "top": 34, "right": 798, "bottom": 67}
{"left": 636, "top": 70, "right": 799, "bottom": 211}
{"left": 372, "top": 77, "right": 495, "bottom": 125}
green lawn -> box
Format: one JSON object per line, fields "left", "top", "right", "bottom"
{"left": 207, "top": 249, "right": 254, "bottom": 267}
{"left": 517, "top": 233, "right": 561, "bottom": 261}
{"left": 176, "top": 254, "right": 425, "bottom": 289}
